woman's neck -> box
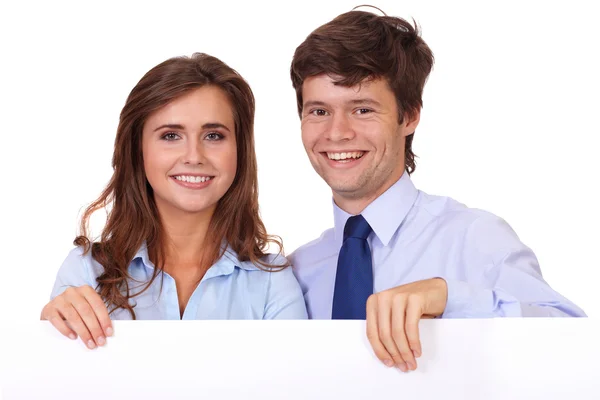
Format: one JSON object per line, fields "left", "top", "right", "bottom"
{"left": 159, "top": 206, "right": 215, "bottom": 269}
{"left": 155, "top": 205, "right": 217, "bottom": 319}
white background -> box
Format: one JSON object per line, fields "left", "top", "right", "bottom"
{"left": 0, "top": 0, "right": 598, "bottom": 321}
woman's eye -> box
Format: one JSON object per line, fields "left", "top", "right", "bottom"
{"left": 205, "top": 132, "right": 224, "bottom": 141}
{"left": 161, "top": 132, "right": 180, "bottom": 141}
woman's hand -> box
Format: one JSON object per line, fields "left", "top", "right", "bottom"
{"left": 41, "top": 285, "right": 113, "bottom": 349}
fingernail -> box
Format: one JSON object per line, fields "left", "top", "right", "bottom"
{"left": 97, "top": 336, "right": 106, "bottom": 346}
{"left": 413, "top": 349, "right": 421, "bottom": 358}
{"left": 398, "top": 363, "right": 408, "bottom": 372}
{"left": 383, "top": 359, "right": 394, "bottom": 367}
{"left": 87, "top": 340, "right": 96, "bottom": 349}
{"left": 407, "top": 361, "right": 416, "bottom": 370}
{"left": 69, "top": 333, "right": 77, "bottom": 340}
{"left": 106, "top": 327, "right": 113, "bottom": 337}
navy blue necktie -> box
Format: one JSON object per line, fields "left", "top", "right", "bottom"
{"left": 332, "top": 214, "right": 373, "bottom": 319}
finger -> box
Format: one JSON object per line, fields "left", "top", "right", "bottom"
{"left": 366, "top": 295, "right": 394, "bottom": 368}
{"left": 378, "top": 295, "right": 407, "bottom": 372}
{"left": 45, "top": 309, "right": 77, "bottom": 340}
{"left": 81, "top": 286, "right": 113, "bottom": 337}
{"left": 392, "top": 296, "right": 418, "bottom": 370}
{"left": 58, "top": 301, "right": 96, "bottom": 349}
{"left": 389, "top": 295, "right": 414, "bottom": 371}
{"left": 405, "top": 298, "right": 423, "bottom": 359}
{"left": 71, "top": 294, "right": 106, "bottom": 347}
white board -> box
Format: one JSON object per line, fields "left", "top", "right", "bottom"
{"left": 1, "top": 319, "right": 598, "bottom": 399}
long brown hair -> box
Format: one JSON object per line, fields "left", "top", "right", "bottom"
{"left": 290, "top": 9, "right": 435, "bottom": 174}
{"left": 75, "top": 53, "right": 285, "bottom": 318}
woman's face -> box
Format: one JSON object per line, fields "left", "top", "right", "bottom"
{"left": 142, "top": 86, "right": 237, "bottom": 219}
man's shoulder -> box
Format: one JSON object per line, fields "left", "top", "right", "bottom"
{"left": 415, "top": 190, "right": 524, "bottom": 253}
{"left": 416, "top": 190, "right": 502, "bottom": 227}
{"left": 288, "top": 228, "right": 336, "bottom": 268}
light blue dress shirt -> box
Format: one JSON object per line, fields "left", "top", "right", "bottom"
{"left": 50, "top": 244, "right": 308, "bottom": 320}
{"left": 290, "top": 172, "right": 586, "bottom": 319}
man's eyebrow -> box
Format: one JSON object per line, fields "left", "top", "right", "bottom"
{"left": 347, "top": 98, "right": 383, "bottom": 107}
{"left": 302, "top": 99, "right": 383, "bottom": 110}
{"left": 303, "top": 100, "right": 329, "bottom": 109}
{"left": 153, "top": 122, "right": 231, "bottom": 132}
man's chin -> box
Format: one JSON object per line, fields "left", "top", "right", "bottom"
{"left": 329, "top": 184, "right": 365, "bottom": 199}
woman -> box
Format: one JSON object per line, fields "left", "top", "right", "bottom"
{"left": 40, "top": 53, "right": 308, "bottom": 350}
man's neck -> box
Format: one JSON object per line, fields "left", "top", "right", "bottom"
{"left": 333, "top": 171, "right": 405, "bottom": 215}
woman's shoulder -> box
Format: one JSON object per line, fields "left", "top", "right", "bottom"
{"left": 259, "top": 252, "right": 290, "bottom": 269}
{"left": 60, "top": 245, "right": 103, "bottom": 274}
{"left": 50, "top": 245, "right": 104, "bottom": 299}
{"left": 228, "top": 250, "right": 290, "bottom": 272}
{"left": 216, "top": 248, "right": 308, "bottom": 319}
{"left": 257, "top": 252, "right": 307, "bottom": 319}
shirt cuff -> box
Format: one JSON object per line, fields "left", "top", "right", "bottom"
{"left": 441, "top": 279, "right": 521, "bottom": 318}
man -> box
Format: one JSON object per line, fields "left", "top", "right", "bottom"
{"left": 288, "top": 8, "right": 586, "bottom": 373}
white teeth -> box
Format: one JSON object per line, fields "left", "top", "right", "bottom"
{"left": 174, "top": 175, "right": 212, "bottom": 183}
{"left": 327, "top": 151, "right": 364, "bottom": 160}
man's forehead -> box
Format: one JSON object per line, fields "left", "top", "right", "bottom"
{"left": 302, "top": 74, "right": 388, "bottom": 104}
{"left": 305, "top": 73, "right": 382, "bottom": 88}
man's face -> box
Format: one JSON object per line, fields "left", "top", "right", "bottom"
{"left": 300, "top": 74, "right": 419, "bottom": 211}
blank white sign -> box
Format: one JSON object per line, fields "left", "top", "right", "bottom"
{"left": 1, "top": 319, "right": 598, "bottom": 399}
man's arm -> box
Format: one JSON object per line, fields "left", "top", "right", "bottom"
{"left": 443, "top": 213, "right": 586, "bottom": 318}
{"left": 366, "top": 213, "right": 586, "bottom": 372}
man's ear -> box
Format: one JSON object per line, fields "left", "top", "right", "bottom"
{"left": 403, "top": 109, "right": 421, "bottom": 137}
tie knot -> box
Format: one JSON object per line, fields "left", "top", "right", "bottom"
{"left": 343, "top": 215, "right": 372, "bottom": 241}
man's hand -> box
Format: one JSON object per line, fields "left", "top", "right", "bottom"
{"left": 366, "top": 278, "right": 447, "bottom": 372}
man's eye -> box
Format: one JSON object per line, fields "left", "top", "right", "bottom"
{"left": 310, "top": 109, "right": 328, "bottom": 116}
{"left": 356, "top": 108, "right": 373, "bottom": 115}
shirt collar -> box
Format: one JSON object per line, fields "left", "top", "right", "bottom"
{"left": 333, "top": 171, "right": 419, "bottom": 247}
{"left": 132, "top": 241, "right": 259, "bottom": 278}
{"left": 132, "top": 243, "right": 153, "bottom": 268}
